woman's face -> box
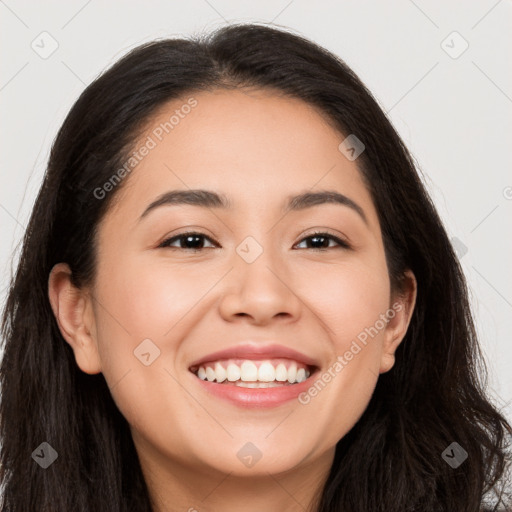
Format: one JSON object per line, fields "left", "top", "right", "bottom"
{"left": 51, "top": 89, "right": 416, "bottom": 483}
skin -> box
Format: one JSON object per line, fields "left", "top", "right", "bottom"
{"left": 48, "top": 88, "right": 417, "bottom": 512}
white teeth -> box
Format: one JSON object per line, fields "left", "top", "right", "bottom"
{"left": 287, "top": 363, "right": 297, "bottom": 383}
{"left": 275, "top": 363, "right": 288, "bottom": 382}
{"left": 240, "top": 361, "right": 258, "bottom": 382}
{"left": 226, "top": 363, "right": 241, "bottom": 382}
{"left": 257, "top": 362, "right": 276, "bottom": 382}
{"left": 194, "top": 359, "right": 312, "bottom": 384}
{"left": 205, "top": 367, "right": 216, "bottom": 382}
{"left": 296, "top": 368, "right": 306, "bottom": 383}
{"left": 214, "top": 362, "right": 227, "bottom": 383}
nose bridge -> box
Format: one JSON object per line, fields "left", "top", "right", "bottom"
{"left": 218, "top": 231, "right": 301, "bottom": 323}
{"left": 234, "top": 232, "right": 285, "bottom": 289}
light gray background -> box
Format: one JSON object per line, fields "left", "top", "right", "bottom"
{"left": 1, "top": 0, "right": 511, "bottom": 426}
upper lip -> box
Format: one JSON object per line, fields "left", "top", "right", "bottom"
{"left": 188, "top": 343, "right": 320, "bottom": 371}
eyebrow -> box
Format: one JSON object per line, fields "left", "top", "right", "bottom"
{"left": 138, "top": 188, "right": 368, "bottom": 225}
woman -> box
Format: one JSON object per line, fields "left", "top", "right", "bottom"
{"left": 1, "top": 22, "right": 510, "bottom": 512}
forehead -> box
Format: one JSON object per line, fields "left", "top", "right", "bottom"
{"left": 104, "top": 88, "right": 377, "bottom": 228}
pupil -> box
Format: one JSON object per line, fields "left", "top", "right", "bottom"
{"left": 310, "top": 235, "right": 328, "bottom": 248}
{"left": 183, "top": 235, "right": 202, "bottom": 248}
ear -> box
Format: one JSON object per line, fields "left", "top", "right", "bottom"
{"left": 48, "top": 263, "right": 102, "bottom": 375}
{"left": 379, "top": 269, "right": 417, "bottom": 374}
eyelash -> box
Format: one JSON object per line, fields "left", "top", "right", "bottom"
{"left": 158, "top": 231, "right": 351, "bottom": 252}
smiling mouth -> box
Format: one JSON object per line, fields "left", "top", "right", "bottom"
{"left": 189, "top": 358, "right": 317, "bottom": 387}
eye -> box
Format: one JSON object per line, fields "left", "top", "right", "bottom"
{"left": 294, "top": 231, "right": 351, "bottom": 251}
{"left": 158, "top": 232, "right": 218, "bottom": 251}
{"left": 158, "top": 230, "right": 351, "bottom": 252}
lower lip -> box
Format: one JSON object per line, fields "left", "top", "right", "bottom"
{"left": 190, "top": 371, "right": 317, "bottom": 408}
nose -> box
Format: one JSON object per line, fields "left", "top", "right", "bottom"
{"left": 218, "top": 247, "right": 302, "bottom": 326}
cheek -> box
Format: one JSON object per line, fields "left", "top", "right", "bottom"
{"left": 299, "top": 258, "right": 390, "bottom": 350}
{"left": 90, "top": 255, "right": 214, "bottom": 409}
{"left": 96, "top": 256, "right": 214, "bottom": 339}
{"left": 292, "top": 259, "right": 390, "bottom": 442}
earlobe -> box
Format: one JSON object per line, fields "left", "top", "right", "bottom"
{"left": 379, "top": 352, "right": 396, "bottom": 374}
{"left": 48, "top": 263, "right": 102, "bottom": 375}
{"left": 379, "top": 270, "right": 417, "bottom": 374}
